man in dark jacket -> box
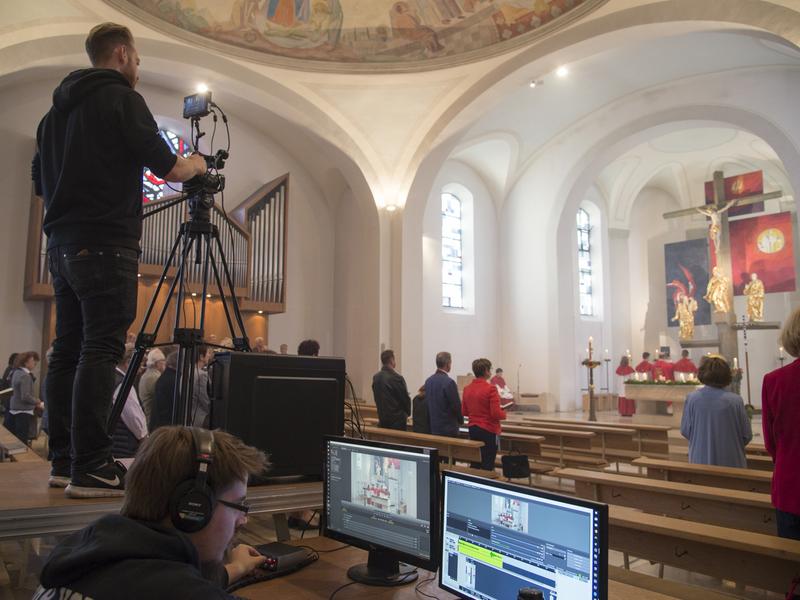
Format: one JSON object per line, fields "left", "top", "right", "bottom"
{"left": 424, "top": 351, "right": 463, "bottom": 437}
{"left": 34, "top": 426, "right": 269, "bottom": 600}
{"left": 151, "top": 350, "right": 179, "bottom": 432}
{"left": 33, "top": 23, "right": 206, "bottom": 497}
{"left": 371, "top": 349, "right": 411, "bottom": 430}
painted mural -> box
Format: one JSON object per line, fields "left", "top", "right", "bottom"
{"left": 117, "top": 0, "right": 592, "bottom": 65}
{"left": 664, "top": 238, "right": 711, "bottom": 328}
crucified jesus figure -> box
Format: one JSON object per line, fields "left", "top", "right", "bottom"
{"left": 695, "top": 199, "right": 738, "bottom": 254}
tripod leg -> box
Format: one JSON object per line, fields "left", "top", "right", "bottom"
{"left": 208, "top": 247, "right": 238, "bottom": 346}
{"left": 198, "top": 232, "right": 213, "bottom": 335}
{"left": 138, "top": 228, "right": 183, "bottom": 334}
{"left": 106, "top": 346, "right": 147, "bottom": 436}
{"left": 172, "top": 344, "right": 197, "bottom": 427}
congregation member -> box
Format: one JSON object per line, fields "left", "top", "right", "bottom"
{"left": 109, "top": 346, "right": 148, "bottom": 465}
{"left": 151, "top": 351, "right": 178, "bottom": 431}
{"left": 680, "top": 355, "right": 751, "bottom": 468}
{"left": 634, "top": 351, "right": 652, "bottom": 380}
{"left": 252, "top": 337, "right": 267, "bottom": 353}
{"left": 7, "top": 351, "right": 43, "bottom": 446}
{"left": 371, "top": 349, "right": 411, "bottom": 431}
{"left": 34, "top": 22, "right": 207, "bottom": 497}
{"left": 35, "top": 426, "right": 268, "bottom": 599}
{"left": 192, "top": 345, "right": 213, "bottom": 428}
{"left": 615, "top": 355, "right": 636, "bottom": 417}
{"left": 138, "top": 347, "right": 166, "bottom": 423}
{"left": 673, "top": 349, "right": 698, "bottom": 380}
{"left": 762, "top": 306, "right": 800, "bottom": 540}
{"left": 279, "top": 343, "right": 289, "bottom": 355}
{"left": 490, "top": 367, "right": 506, "bottom": 389}
{"left": 424, "top": 351, "right": 462, "bottom": 437}
{"left": 412, "top": 385, "right": 430, "bottom": 434}
{"left": 1, "top": 352, "right": 17, "bottom": 415}
{"left": 462, "top": 358, "right": 507, "bottom": 471}
{"left": 297, "top": 339, "right": 320, "bottom": 356}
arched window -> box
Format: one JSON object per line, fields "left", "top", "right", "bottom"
{"left": 577, "top": 207, "right": 593, "bottom": 316}
{"left": 142, "top": 129, "right": 192, "bottom": 203}
{"left": 442, "top": 191, "right": 464, "bottom": 308}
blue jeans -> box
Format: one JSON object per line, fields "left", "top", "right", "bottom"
{"left": 46, "top": 246, "right": 138, "bottom": 473}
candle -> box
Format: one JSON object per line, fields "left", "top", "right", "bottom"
{"left": 733, "top": 357, "right": 738, "bottom": 369}
{"left": 779, "top": 346, "right": 785, "bottom": 359}
{"left": 679, "top": 372, "right": 686, "bottom": 382}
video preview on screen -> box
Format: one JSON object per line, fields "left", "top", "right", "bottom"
{"left": 325, "top": 440, "right": 432, "bottom": 560}
{"left": 441, "top": 475, "right": 603, "bottom": 600}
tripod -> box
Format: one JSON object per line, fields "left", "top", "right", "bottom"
{"left": 106, "top": 182, "right": 250, "bottom": 434}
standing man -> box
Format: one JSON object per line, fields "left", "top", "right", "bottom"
{"left": 137, "top": 348, "right": 165, "bottom": 424}
{"left": 371, "top": 350, "right": 411, "bottom": 431}
{"left": 33, "top": 23, "right": 207, "bottom": 497}
{"left": 424, "top": 352, "right": 462, "bottom": 437}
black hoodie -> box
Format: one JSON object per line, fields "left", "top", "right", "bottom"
{"left": 33, "top": 68, "right": 177, "bottom": 251}
{"left": 34, "top": 514, "right": 232, "bottom": 600}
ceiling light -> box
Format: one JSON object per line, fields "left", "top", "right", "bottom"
{"left": 258, "top": 310, "right": 264, "bottom": 315}
{"left": 196, "top": 83, "right": 209, "bottom": 94}
{"left": 206, "top": 294, "right": 212, "bottom": 298}
{"left": 556, "top": 66, "right": 569, "bottom": 78}
{"left": 137, "top": 273, "right": 141, "bottom": 278}
{"left": 385, "top": 204, "right": 398, "bottom": 212}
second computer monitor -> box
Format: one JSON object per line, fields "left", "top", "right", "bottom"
{"left": 439, "top": 471, "right": 607, "bottom": 600}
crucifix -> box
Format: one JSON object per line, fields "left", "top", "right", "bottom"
{"left": 662, "top": 170, "right": 783, "bottom": 364}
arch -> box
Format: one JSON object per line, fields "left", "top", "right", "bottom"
{"left": 549, "top": 104, "right": 800, "bottom": 407}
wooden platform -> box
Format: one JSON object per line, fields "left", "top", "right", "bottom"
{"left": 0, "top": 462, "right": 322, "bottom": 542}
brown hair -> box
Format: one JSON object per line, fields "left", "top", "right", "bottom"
{"left": 121, "top": 427, "right": 268, "bottom": 522}
{"left": 13, "top": 351, "right": 40, "bottom": 369}
{"left": 697, "top": 355, "right": 732, "bottom": 388}
{"left": 380, "top": 349, "right": 394, "bottom": 366}
{"left": 472, "top": 358, "right": 492, "bottom": 379}
{"left": 297, "top": 339, "right": 320, "bottom": 356}
{"left": 781, "top": 306, "right": 800, "bottom": 358}
{"left": 85, "top": 23, "right": 134, "bottom": 66}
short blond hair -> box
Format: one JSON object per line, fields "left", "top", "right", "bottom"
{"left": 121, "top": 427, "right": 268, "bottom": 522}
{"left": 781, "top": 306, "right": 800, "bottom": 358}
{"left": 85, "top": 23, "right": 134, "bottom": 66}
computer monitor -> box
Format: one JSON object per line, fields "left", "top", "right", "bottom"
{"left": 322, "top": 436, "right": 439, "bottom": 586}
{"left": 439, "top": 471, "right": 607, "bottom": 600}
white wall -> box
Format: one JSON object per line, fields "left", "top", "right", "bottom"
{"left": 0, "top": 75, "right": 335, "bottom": 364}
{"left": 419, "top": 160, "right": 499, "bottom": 388}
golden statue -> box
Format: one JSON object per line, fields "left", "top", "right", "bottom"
{"left": 743, "top": 272, "right": 765, "bottom": 322}
{"left": 672, "top": 293, "right": 698, "bottom": 340}
{"left": 695, "top": 199, "right": 736, "bottom": 258}
{"left": 704, "top": 266, "right": 731, "bottom": 314}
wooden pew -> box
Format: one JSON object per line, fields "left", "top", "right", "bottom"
{"left": 557, "top": 467, "right": 776, "bottom": 535}
{"left": 441, "top": 464, "right": 499, "bottom": 479}
{"left": 0, "top": 425, "right": 43, "bottom": 463}
{"left": 746, "top": 442, "right": 769, "bottom": 456}
{"left": 632, "top": 457, "right": 772, "bottom": 494}
{"left": 362, "top": 426, "right": 483, "bottom": 465}
{"left": 519, "top": 416, "right": 671, "bottom": 457}
{"left": 669, "top": 445, "right": 774, "bottom": 471}
{"left": 506, "top": 421, "right": 645, "bottom": 464}
{"left": 501, "top": 424, "right": 604, "bottom": 468}
{"left": 609, "top": 505, "right": 800, "bottom": 596}
{"left": 609, "top": 566, "right": 750, "bottom": 600}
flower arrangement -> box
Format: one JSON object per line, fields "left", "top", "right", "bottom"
{"left": 624, "top": 379, "right": 699, "bottom": 386}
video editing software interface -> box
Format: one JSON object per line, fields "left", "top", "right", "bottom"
{"left": 325, "top": 440, "right": 433, "bottom": 560}
{"left": 441, "top": 475, "right": 603, "bottom": 600}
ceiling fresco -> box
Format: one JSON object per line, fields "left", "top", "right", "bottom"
{"left": 111, "top": 0, "right": 600, "bottom": 69}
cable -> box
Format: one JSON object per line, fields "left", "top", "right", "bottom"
{"left": 300, "top": 510, "right": 318, "bottom": 539}
{"left": 328, "top": 581, "right": 358, "bottom": 599}
{"left": 415, "top": 573, "right": 438, "bottom": 599}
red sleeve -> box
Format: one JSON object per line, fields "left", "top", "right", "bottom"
{"left": 762, "top": 373, "right": 776, "bottom": 460}
{"left": 488, "top": 385, "right": 507, "bottom": 421}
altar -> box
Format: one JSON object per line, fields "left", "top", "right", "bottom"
{"left": 623, "top": 383, "right": 701, "bottom": 426}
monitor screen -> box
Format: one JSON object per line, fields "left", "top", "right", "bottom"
{"left": 323, "top": 436, "right": 438, "bottom": 572}
{"left": 439, "top": 471, "right": 607, "bottom": 600}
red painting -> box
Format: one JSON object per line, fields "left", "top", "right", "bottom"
{"left": 705, "top": 170, "right": 764, "bottom": 217}
{"left": 730, "top": 212, "right": 796, "bottom": 295}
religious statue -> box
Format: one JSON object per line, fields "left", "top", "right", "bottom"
{"left": 704, "top": 266, "right": 731, "bottom": 313}
{"left": 743, "top": 272, "right": 765, "bottom": 322}
{"left": 695, "top": 199, "right": 737, "bottom": 257}
{"left": 671, "top": 293, "right": 698, "bottom": 340}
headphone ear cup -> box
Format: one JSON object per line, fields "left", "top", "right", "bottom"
{"left": 170, "top": 479, "right": 216, "bottom": 533}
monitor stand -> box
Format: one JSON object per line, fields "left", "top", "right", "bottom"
{"left": 347, "top": 549, "right": 418, "bottom": 587}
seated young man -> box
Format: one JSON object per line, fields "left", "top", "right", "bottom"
{"left": 35, "top": 427, "right": 269, "bottom": 599}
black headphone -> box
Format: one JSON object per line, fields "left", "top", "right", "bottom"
{"left": 170, "top": 427, "right": 216, "bottom": 533}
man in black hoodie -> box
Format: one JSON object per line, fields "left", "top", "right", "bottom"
{"left": 35, "top": 426, "right": 269, "bottom": 599}
{"left": 32, "top": 23, "right": 206, "bottom": 497}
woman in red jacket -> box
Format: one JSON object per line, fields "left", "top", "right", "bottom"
{"left": 763, "top": 306, "right": 800, "bottom": 540}
{"left": 462, "top": 358, "right": 507, "bottom": 471}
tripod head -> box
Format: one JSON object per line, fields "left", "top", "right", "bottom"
{"left": 183, "top": 150, "right": 228, "bottom": 222}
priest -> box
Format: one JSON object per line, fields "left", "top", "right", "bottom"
{"left": 635, "top": 352, "right": 653, "bottom": 380}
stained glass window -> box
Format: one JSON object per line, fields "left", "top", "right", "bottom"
{"left": 442, "top": 192, "right": 463, "bottom": 308}
{"left": 142, "top": 130, "right": 192, "bottom": 203}
{"left": 577, "top": 207, "right": 593, "bottom": 316}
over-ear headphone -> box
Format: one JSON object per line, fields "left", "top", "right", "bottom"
{"left": 170, "top": 427, "right": 216, "bottom": 533}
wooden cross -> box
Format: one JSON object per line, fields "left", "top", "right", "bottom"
{"left": 662, "top": 171, "right": 783, "bottom": 361}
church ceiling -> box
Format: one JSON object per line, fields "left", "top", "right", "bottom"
{"left": 107, "top": 0, "right": 603, "bottom": 71}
